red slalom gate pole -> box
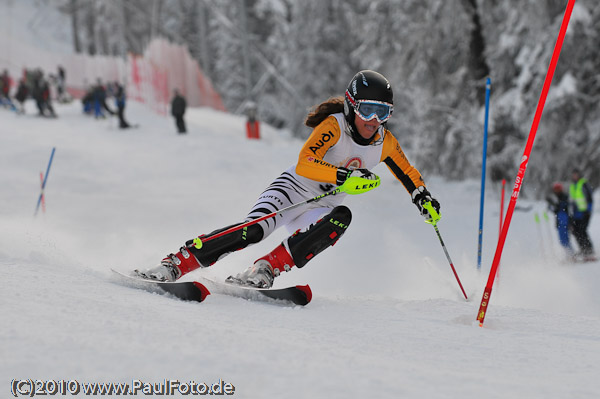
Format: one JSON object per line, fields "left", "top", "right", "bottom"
{"left": 477, "top": 0, "right": 576, "bottom": 327}
{"left": 499, "top": 179, "right": 505, "bottom": 235}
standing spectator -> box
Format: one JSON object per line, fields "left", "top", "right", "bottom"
{"left": 14, "top": 77, "right": 29, "bottom": 114}
{"left": 0, "top": 70, "right": 9, "bottom": 96}
{"left": 40, "top": 76, "right": 57, "bottom": 117}
{"left": 81, "top": 81, "right": 94, "bottom": 115}
{"left": 56, "top": 66, "right": 67, "bottom": 103}
{"left": 569, "top": 169, "right": 595, "bottom": 260}
{"left": 547, "top": 182, "right": 574, "bottom": 260}
{"left": 171, "top": 89, "right": 187, "bottom": 134}
{"left": 29, "top": 69, "right": 55, "bottom": 117}
{"left": 93, "top": 79, "right": 114, "bottom": 119}
{"left": 114, "top": 82, "right": 131, "bottom": 129}
{"left": 0, "top": 69, "right": 15, "bottom": 110}
{"left": 31, "top": 69, "right": 45, "bottom": 116}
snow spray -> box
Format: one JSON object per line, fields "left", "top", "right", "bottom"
{"left": 534, "top": 212, "right": 548, "bottom": 260}
{"left": 477, "top": 0, "right": 576, "bottom": 327}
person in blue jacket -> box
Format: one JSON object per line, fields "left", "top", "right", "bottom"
{"left": 547, "top": 182, "right": 574, "bottom": 259}
{"left": 92, "top": 79, "right": 114, "bottom": 119}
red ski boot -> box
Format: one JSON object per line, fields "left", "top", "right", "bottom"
{"left": 227, "top": 244, "right": 295, "bottom": 288}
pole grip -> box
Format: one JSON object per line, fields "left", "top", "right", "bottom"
{"left": 423, "top": 201, "right": 441, "bottom": 225}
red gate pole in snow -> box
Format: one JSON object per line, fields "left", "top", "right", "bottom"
{"left": 477, "top": 0, "right": 576, "bottom": 327}
{"left": 499, "top": 179, "right": 505, "bottom": 235}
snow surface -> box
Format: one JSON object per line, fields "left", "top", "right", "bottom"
{"left": 1, "top": 100, "right": 600, "bottom": 399}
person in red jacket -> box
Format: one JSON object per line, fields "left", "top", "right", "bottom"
{"left": 0, "top": 70, "right": 9, "bottom": 96}
{"left": 0, "top": 69, "right": 14, "bottom": 109}
{"left": 136, "top": 70, "right": 440, "bottom": 287}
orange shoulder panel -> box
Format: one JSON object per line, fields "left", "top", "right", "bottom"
{"left": 295, "top": 116, "right": 342, "bottom": 184}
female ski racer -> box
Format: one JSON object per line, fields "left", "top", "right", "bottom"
{"left": 136, "top": 70, "right": 441, "bottom": 288}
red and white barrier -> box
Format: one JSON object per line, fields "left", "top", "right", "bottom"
{"left": 0, "top": 33, "right": 225, "bottom": 114}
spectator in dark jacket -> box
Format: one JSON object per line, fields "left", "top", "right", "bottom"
{"left": 56, "top": 66, "right": 67, "bottom": 102}
{"left": 31, "top": 69, "right": 45, "bottom": 116}
{"left": 40, "top": 77, "right": 56, "bottom": 117}
{"left": 93, "top": 79, "right": 114, "bottom": 119}
{"left": 30, "top": 70, "right": 56, "bottom": 117}
{"left": 171, "top": 89, "right": 187, "bottom": 133}
{"left": 113, "top": 82, "right": 131, "bottom": 129}
{"left": 15, "top": 78, "right": 29, "bottom": 114}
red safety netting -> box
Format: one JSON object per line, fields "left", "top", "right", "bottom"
{"left": 0, "top": 34, "right": 225, "bottom": 114}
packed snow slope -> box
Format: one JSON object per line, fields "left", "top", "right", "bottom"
{"left": 1, "top": 101, "right": 599, "bottom": 399}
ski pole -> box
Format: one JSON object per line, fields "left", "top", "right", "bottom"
{"left": 35, "top": 147, "right": 56, "bottom": 216}
{"left": 423, "top": 202, "right": 469, "bottom": 300}
{"left": 191, "top": 175, "right": 381, "bottom": 249}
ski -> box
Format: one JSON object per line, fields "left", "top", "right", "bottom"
{"left": 197, "top": 277, "right": 312, "bottom": 306}
{"left": 573, "top": 255, "right": 598, "bottom": 263}
{"left": 111, "top": 269, "right": 311, "bottom": 306}
{"left": 111, "top": 269, "right": 210, "bottom": 302}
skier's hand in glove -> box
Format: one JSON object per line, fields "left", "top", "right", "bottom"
{"left": 412, "top": 186, "right": 441, "bottom": 222}
{"left": 336, "top": 167, "right": 380, "bottom": 195}
{"left": 336, "top": 167, "right": 377, "bottom": 185}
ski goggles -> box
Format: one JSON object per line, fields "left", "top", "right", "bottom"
{"left": 354, "top": 100, "right": 393, "bottom": 123}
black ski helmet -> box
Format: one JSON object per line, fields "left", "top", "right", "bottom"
{"left": 344, "top": 70, "right": 393, "bottom": 144}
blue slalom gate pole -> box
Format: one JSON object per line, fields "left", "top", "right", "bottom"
{"left": 35, "top": 147, "right": 56, "bottom": 216}
{"left": 477, "top": 78, "right": 491, "bottom": 270}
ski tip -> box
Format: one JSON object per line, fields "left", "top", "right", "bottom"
{"left": 193, "top": 282, "right": 211, "bottom": 301}
{"left": 295, "top": 284, "right": 312, "bottom": 305}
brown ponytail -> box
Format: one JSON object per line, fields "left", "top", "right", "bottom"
{"left": 304, "top": 96, "right": 345, "bottom": 128}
